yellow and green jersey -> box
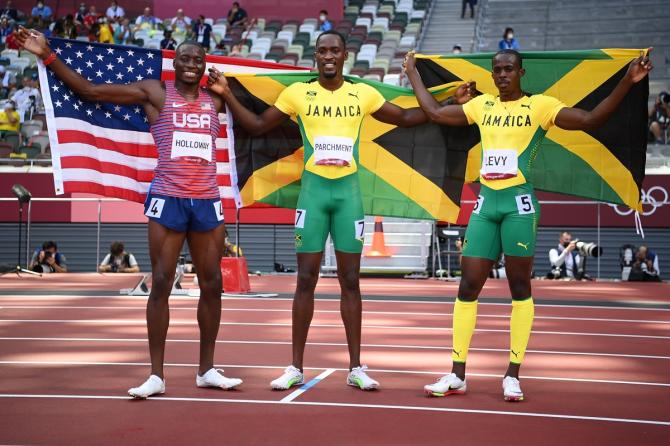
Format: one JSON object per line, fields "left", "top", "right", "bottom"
{"left": 462, "top": 93, "right": 566, "bottom": 190}
{"left": 274, "top": 79, "right": 386, "bottom": 180}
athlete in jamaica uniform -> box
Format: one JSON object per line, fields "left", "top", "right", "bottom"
{"left": 209, "top": 30, "right": 473, "bottom": 390}
{"left": 405, "top": 49, "right": 652, "bottom": 401}
{"left": 17, "top": 29, "right": 243, "bottom": 398}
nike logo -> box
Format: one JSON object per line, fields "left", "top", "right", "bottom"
{"left": 511, "top": 349, "right": 520, "bottom": 359}
{"left": 172, "top": 102, "right": 188, "bottom": 108}
{"left": 521, "top": 104, "right": 530, "bottom": 109}
{"left": 452, "top": 349, "right": 461, "bottom": 358}
{"left": 517, "top": 242, "right": 529, "bottom": 250}
{"left": 348, "top": 92, "right": 359, "bottom": 99}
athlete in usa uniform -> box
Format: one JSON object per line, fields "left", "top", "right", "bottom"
{"left": 209, "top": 31, "right": 474, "bottom": 391}
{"left": 405, "top": 49, "right": 652, "bottom": 401}
{"left": 17, "top": 28, "right": 243, "bottom": 398}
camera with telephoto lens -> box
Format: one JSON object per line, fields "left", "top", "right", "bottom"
{"left": 575, "top": 240, "right": 603, "bottom": 258}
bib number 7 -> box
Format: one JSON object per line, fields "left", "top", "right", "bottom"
{"left": 515, "top": 194, "right": 535, "bottom": 215}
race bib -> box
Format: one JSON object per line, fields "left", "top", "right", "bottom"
{"left": 313, "top": 136, "right": 354, "bottom": 166}
{"left": 171, "top": 131, "right": 213, "bottom": 162}
{"left": 515, "top": 194, "right": 536, "bottom": 215}
{"left": 480, "top": 149, "right": 518, "bottom": 180}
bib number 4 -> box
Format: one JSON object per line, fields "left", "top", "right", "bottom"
{"left": 145, "top": 197, "right": 165, "bottom": 218}
{"left": 515, "top": 194, "right": 535, "bottom": 215}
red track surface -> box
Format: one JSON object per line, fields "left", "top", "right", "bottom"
{"left": 1, "top": 274, "right": 669, "bottom": 445}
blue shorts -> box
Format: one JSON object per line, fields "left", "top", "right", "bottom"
{"left": 144, "top": 192, "right": 224, "bottom": 232}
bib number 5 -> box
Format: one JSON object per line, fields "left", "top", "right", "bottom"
{"left": 473, "top": 195, "right": 484, "bottom": 215}
{"left": 515, "top": 194, "right": 535, "bottom": 215}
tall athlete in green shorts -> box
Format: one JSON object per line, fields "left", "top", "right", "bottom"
{"left": 209, "top": 31, "right": 473, "bottom": 390}
{"left": 405, "top": 49, "right": 652, "bottom": 401}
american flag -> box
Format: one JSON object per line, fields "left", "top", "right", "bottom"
{"left": 38, "top": 38, "right": 306, "bottom": 208}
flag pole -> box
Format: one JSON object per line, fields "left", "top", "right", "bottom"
{"left": 235, "top": 207, "right": 240, "bottom": 257}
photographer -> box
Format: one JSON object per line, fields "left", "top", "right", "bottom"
{"left": 649, "top": 91, "right": 670, "bottom": 143}
{"left": 99, "top": 241, "right": 140, "bottom": 273}
{"left": 29, "top": 240, "right": 67, "bottom": 273}
{"left": 629, "top": 245, "right": 661, "bottom": 282}
{"left": 10, "top": 74, "right": 43, "bottom": 121}
{"left": 548, "top": 231, "right": 581, "bottom": 279}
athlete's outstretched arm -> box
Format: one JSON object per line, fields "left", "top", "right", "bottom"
{"left": 554, "top": 50, "right": 653, "bottom": 131}
{"left": 403, "top": 52, "right": 473, "bottom": 126}
{"left": 16, "top": 28, "right": 161, "bottom": 106}
{"left": 207, "top": 67, "right": 290, "bottom": 136}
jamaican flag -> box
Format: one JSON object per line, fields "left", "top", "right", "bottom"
{"left": 416, "top": 49, "right": 649, "bottom": 212}
{"left": 228, "top": 49, "right": 648, "bottom": 222}
{"left": 228, "top": 72, "right": 467, "bottom": 222}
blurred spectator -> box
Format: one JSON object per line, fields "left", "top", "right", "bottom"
{"left": 74, "top": 2, "right": 86, "bottom": 27}
{"left": 160, "top": 29, "right": 177, "bottom": 50}
{"left": 498, "top": 27, "right": 520, "bottom": 50}
{"left": 629, "top": 245, "right": 661, "bottom": 282}
{"left": 461, "top": 0, "right": 475, "bottom": 19}
{"left": 0, "top": 99, "right": 19, "bottom": 134}
{"left": 0, "top": 0, "right": 17, "bottom": 21}
{"left": 29, "top": 241, "right": 68, "bottom": 273}
{"left": 227, "top": 2, "right": 248, "bottom": 28}
{"left": 83, "top": 5, "right": 100, "bottom": 31}
{"left": 191, "top": 15, "right": 213, "bottom": 50}
{"left": 4, "top": 23, "right": 19, "bottom": 49}
{"left": 452, "top": 44, "right": 462, "bottom": 54}
{"left": 489, "top": 254, "right": 506, "bottom": 279}
{"left": 135, "top": 6, "right": 161, "bottom": 31}
{"left": 105, "top": 0, "right": 124, "bottom": 23}
{"left": 99, "top": 241, "right": 140, "bottom": 273}
{"left": 11, "top": 74, "right": 44, "bottom": 120}
{"left": 97, "top": 16, "right": 114, "bottom": 43}
{"left": 170, "top": 8, "right": 191, "bottom": 35}
{"left": 61, "top": 14, "right": 78, "bottom": 39}
{"left": 649, "top": 91, "right": 670, "bottom": 143}
{"left": 29, "top": 1, "right": 53, "bottom": 27}
{"left": 548, "top": 231, "right": 580, "bottom": 279}
{"left": 113, "top": 17, "right": 132, "bottom": 44}
{"left": 0, "top": 65, "right": 16, "bottom": 98}
{"left": 229, "top": 42, "right": 243, "bottom": 57}
{"left": 318, "top": 10, "right": 332, "bottom": 32}
{"left": 222, "top": 228, "right": 243, "bottom": 257}
{"left": 0, "top": 16, "right": 12, "bottom": 42}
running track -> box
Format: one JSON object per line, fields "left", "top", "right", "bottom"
{"left": 0, "top": 274, "right": 668, "bottom": 445}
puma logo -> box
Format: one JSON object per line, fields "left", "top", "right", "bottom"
{"left": 517, "top": 242, "right": 529, "bottom": 250}
{"left": 511, "top": 349, "right": 520, "bottom": 359}
{"left": 348, "top": 92, "right": 359, "bottom": 100}
{"left": 452, "top": 349, "right": 462, "bottom": 358}
{"left": 521, "top": 104, "right": 531, "bottom": 109}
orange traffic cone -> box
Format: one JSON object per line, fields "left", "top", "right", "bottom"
{"left": 364, "top": 216, "right": 391, "bottom": 257}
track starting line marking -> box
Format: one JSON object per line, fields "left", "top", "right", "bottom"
{"left": 0, "top": 393, "right": 668, "bottom": 427}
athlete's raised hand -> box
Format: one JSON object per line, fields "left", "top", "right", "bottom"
{"left": 403, "top": 50, "right": 416, "bottom": 74}
{"left": 454, "top": 81, "right": 477, "bottom": 104}
{"left": 625, "top": 48, "right": 653, "bottom": 84}
{"left": 16, "top": 27, "right": 51, "bottom": 59}
{"left": 207, "top": 67, "right": 230, "bottom": 97}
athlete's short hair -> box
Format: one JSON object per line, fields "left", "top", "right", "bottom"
{"left": 176, "top": 40, "right": 205, "bottom": 55}
{"left": 316, "top": 30, "right": 346, "bottom": 49}
{"left": 494, "top": 49, "right": 522, "bottom": 68}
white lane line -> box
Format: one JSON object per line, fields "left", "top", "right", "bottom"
{"left": 0, "top": 393, "right": 668, "bottom": 426}
{"left": 2, "top": 306, "right": 668, "bottom": 325}
{"left": 0, "top": 360, "right": 669, "bottom": 388}
{"left": 1, "top": 319, "right": 667, "bottom": 340}
{"left": 1, "top": 337, "right": 668, "bottom": 360}
{"left": 2, "top": 295, "right": 670, "bottom": 311}
{"left": 279, "top": 368, "right": 337, "bottom": 403}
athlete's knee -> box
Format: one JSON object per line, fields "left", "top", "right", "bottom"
{"left": 457, "top": 277, "right": 480, "bottom": 301}
{"left": 338, "top": 268, "right": 360, "bottom": 295}
{"left": 508, "top": 280, "right": 531, "bottom": 299}
{"left": 197, "top": 270, "right": 222, "bottom": 296}
{"left": 150, "top": 268, "right": 175, "bottom": 295}
{"left": 296, "top": 269, "right": 319, "bottom": 294}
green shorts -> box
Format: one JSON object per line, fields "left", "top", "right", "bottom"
{"left": 462, "top": 183, "right": 540, "bottom": 260}
{"left": 294, "top": 171, "right": 365, "bottom": 253}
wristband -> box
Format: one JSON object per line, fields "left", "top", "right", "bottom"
{"left": 42, "top": 52, "right": 57, "bottom": 66}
